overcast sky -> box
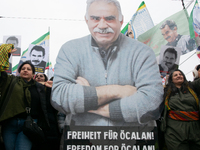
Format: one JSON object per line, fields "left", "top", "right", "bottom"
{"left": 0, "top": 0, "right": 199, "bottom": 80}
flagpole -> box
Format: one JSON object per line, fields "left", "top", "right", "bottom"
{"left": 181, "top": 0, "right": 186, "bottom": 9}
{"left": 48, "top": 27, "right": 50, "bottom": 79}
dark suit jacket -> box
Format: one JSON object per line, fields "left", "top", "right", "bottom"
{"left": 12, "top": 47, "right": 21, "bottom": 56}
{"left": 159, "top": 64, "right": 178, "bottom": 77}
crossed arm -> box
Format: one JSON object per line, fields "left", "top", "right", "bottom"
{"left": 76, "top": 76, "right": 137, "bottom": 118}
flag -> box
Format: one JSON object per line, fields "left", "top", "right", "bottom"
{"left": 137, "top": 10, "right": 195, "bottom": 57}
{"left": 189, "top": 0, "right": 200, "bottom": 59}
{"left": 121, "top": 1, "right": 154, "bottom": 39}
{"left": 189, "top": 0, "right": 200, "bottom": 39}
{"left": 12, "top": 32, "right": 50, "bottom": 75}
{"left": 45, "top": 62, "right": 54, "bottom": 79}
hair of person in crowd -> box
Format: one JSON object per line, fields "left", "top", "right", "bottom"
{"left": 18, "top": 61, "right": 35, "bottom": 74}
{"left": 49, "top": 77, "right": 54, "bottom": 81}
{"left": 35, "top": 73, "right": 48, "bottom": 82}
{"left": 164, "top": 69, "right": 188, "bottom": 97}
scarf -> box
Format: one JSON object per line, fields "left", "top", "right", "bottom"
{"left": 0, "top": 44, "right": 14, "bottom": 72}
{"left": 22, "top": 78, "right": 36, "bottom": 107}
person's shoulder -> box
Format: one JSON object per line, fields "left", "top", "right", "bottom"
{"left": 179, "top": 34, "right": 190, "bottom": 41}
{"left": 37, "top": 60, "right": 46, "bottom": 67}
{"left": 41, "top": 60, "right": 46, "bottom": 64}
{"left": 59, "top": 35, "right": 91, "bottom": 54}
{"left": 35, "top": 81, "right": 45, "bottom": 89}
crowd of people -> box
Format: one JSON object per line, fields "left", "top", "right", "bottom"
{"left": 0, "top": 45, "right": 199, "bottom": 150}
{"left": 0, "top": 0, "right": 200, "bottom": 150}
{"left": 158, "top": 67, "right": 200, "bottom": 150}
{"left": 0, "top": 44, "right": 62, "bottom": 150}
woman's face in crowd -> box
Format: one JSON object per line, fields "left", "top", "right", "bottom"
{"left": 20, "top": 64, "right": 34, "bottom": 82}
{"left": 172, "top": 71, "right": 184, "bottom": 86}
{"left": 35, "top": 73, "right": 46, "bottom": 82}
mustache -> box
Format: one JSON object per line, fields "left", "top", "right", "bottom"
{"left": 93, "top": 27, "right": 114, "bottom": 34}
{"left": 32, "top": 60, "right": 40, "bottom": 63}
{"left": 165, "top": 36, "right": 171, "bottom": 40}
{"left": 165, "top": 62, "right": 172, "bottom": 65}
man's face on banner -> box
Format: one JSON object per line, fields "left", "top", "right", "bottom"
{"left": 6, "top": 39, "right": 18, "bottom": 48}
{"left": 161, "top": 25, "right": 177, "bottom": 43}
{"left": 85, "top": 1, "right": 123, "bottom": 48}
{"left": 163, "top": 51, "right": 176, "bottom": 69}
{"left": 30, "top": 49, "right": 44, "bottom": 65}
{"left": 128, "top": 24, "right": 134, "bottom": 39}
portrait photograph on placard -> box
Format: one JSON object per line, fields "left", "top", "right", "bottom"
{"left": 159, "top": 45, "right": 181, "bottom": 77}
{"left": 26, "top": 44, "right": 49, "bottom": 73}
{"left": 3, "top": 35, "right": 21, "bottom": 56}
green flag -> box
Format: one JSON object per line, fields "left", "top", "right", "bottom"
{"left": 137, "top": 10, "right": 195, "bottom": 56}
{"left": 121, "top": 1, "right": 154, "bottom": 39}
{"left": 189, "top": 0, "right": 199, "bottom": 39}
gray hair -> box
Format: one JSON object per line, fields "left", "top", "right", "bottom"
{"left": 85, "top": 0, "right": 123, "bottom": 21}
{"left": 160, "top": 20, "right": 177, "bottom": 30}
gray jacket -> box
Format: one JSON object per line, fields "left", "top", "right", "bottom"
{"left": 51, "top": 33, "right": 163, "bottom": 127}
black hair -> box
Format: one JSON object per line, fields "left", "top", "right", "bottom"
{"left": 164, "top": 47, "right": 177, "bottom": 59}
{"left": 164, "top": 69, "right": 189, "bottom": 98}
{"left": 35, "top": 73, "right": 48, "bottom": 82}
{"left": 196, "top": 64, "right": 200, "bottom": 71}
{"left": 30, "top": 45, "right": 45, "bottom": 57}
{"left": 18, "top": 61, "right": 35, "bottom": 74}
{"left": 6, "top": 36, "right": 19, "bottom": 44}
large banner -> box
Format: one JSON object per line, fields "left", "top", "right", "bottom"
{"left": 12, "top": 32, "right": 49, "bottom": 75}
{"left": 63, "top": 125, "right": 158, "bottom": 150}
{"left": 138, "top": 10, "right": 196, "bottom": 57}
{"left": 121, "top": 1, "right": 154, "bottom": 39}
{"left": 189, "top": 0, "right": 200, "bottom": 58}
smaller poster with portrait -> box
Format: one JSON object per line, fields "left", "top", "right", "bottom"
{"left": 159, "top": 45, "right": 181, "bottom": 77}
{"left": 3, "top": 35, "right": 21, "bottom": 56}
{"left": 26, "top": 44, "right": 49, "bottom": 73}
